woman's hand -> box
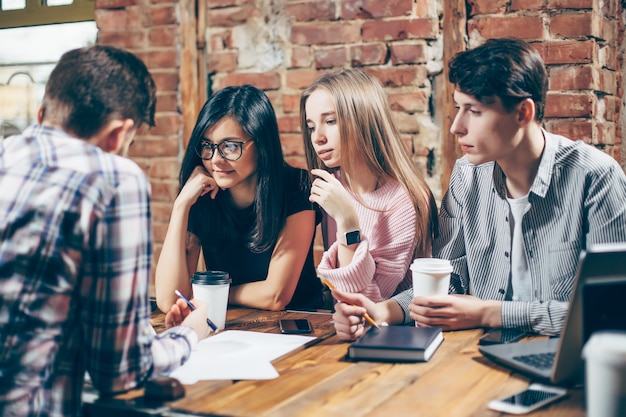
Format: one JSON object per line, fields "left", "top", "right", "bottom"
{"left": 309, "top": 169, "right": 358, "bottom": 230}
{"left": 331, "top": 289, "right": 380, "bottom": 340}
{"left": 177, "top": 166, "right": 219, "bottom": 207}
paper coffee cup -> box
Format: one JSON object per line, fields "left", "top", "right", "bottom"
{"left": 582, "top": 331, "right": 626, "bottom": 417}
{"left": 191, "top": 271, "right": 231, "bottom": 330}
{"left": 410, "top": 258, "right": 453, "bottom": 297}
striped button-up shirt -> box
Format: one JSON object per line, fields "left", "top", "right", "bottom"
{"left": 394, "top": 130, "right": 626, "bottom": 335}
{"left": 0, "top": 125, "right": 197, "bottom": 417}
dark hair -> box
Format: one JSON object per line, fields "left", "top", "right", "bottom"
{"left": 448, "top": 38, "right": 548, "bottom": 122}
{"left": 181, "top": 85, "right": 289, "bottom": 252}
{"left": 40, "top": 45, "right": 156, "bottom": 138}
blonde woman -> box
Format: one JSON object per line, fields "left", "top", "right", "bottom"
{"left": 300, "top": 68, "right": 437, "bottom": 302}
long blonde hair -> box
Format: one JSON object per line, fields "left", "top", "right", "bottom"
{"left": 300, "top": 68, "right": 437, "bottom": 257}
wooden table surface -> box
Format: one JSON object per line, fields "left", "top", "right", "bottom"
{"left": 86, "top": 307, "right": 586, "bottom": 417}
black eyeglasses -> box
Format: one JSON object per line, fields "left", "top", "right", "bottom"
{"left": 195, "top": 139, "right": 252, "bottom": 161}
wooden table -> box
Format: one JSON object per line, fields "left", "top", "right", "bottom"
{"left": 84, "top": 307, "right": 585, "bottom": 417}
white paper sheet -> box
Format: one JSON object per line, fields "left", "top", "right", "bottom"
{"left": 168, "top": 330, "right": 316, "bottom": 384}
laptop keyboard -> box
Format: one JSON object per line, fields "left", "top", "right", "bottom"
{"left": 513, "top": 352, "right": 556, "bottom": 370}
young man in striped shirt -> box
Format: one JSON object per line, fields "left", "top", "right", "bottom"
{"left": 331, "top": 37, "right": 626, "bottom": 339}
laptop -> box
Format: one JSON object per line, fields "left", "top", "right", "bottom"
{"left": 479, "top": 243, "right": 626, "bottom": 386}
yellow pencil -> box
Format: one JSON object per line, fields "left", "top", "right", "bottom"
{"left": 322, "top": 279, "right": 380, "bottom": 329}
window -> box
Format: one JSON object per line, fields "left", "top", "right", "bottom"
{"left": 0, "top": 21, "right": 97, "bottom": 137}
{"left": 0, "top": 0, "right": 94, "bottom": 29}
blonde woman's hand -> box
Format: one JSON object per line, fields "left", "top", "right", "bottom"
{"left": 176, "top": 166, "right": 219, "bottom": 207}
{"left": 309, "top": 169, "right": 358, "bottom": 230}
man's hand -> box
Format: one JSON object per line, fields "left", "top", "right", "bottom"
{"left": 410, "top": 294, "right": 502, "bottom": 330}
{"left": 165, "top": 298, "right": 211, "bottom": 340}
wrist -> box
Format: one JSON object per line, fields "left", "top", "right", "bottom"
{"left": 336, "top": 229, "right": 361, "bottom": 246}
{"left": 481, "top": 300, "right": 503, "bottom": 328}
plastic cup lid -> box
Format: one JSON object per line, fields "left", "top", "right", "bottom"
{"left": 410, "top": 258, "right": 453, "bottom": 273}
{"left": 583, "top": 331, "right": 626, "bottom": 364}
{"left": 191, "top": 270, "right": 231, "bottom": 285}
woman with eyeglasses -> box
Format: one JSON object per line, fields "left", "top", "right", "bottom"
{"left": 155, "top": 85, "right": 325, "bottom": 312}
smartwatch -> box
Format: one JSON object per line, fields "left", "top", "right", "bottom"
{"left": 337, "top": 229, "right": 361, "bottom": 246}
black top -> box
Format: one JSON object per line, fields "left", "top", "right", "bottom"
{"left": 188, "top": 165, "right": 323, "bottom": 309}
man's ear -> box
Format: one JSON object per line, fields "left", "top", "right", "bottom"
{"left": 517, "top": 98, "right": 536, "bottom": 125}
{"left": 97, "top": 119, "right": 135, "bottom": 153}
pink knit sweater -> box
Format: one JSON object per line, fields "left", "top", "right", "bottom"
{"left": 317, "top": 179, "right": 418, "bottom": 302}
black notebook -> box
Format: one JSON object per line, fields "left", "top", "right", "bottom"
{"left": 347, "top": 325, "right": 443, "bottom": 362}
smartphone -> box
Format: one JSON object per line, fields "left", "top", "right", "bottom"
{"left": 279, "top": 319, "right": 313, "bottom": 334}
{"left": 479, "top": 328, "right": 527, "bottom": 345}
{"left": 487, "top": 383, "right": 567, "bottom": 414}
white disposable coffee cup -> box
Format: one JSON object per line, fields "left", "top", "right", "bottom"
{"left": 191, "top": 271, "right": 231, "bottom": 330}
{"left": 410, "top": 258, "right": 453, "bottom": 297}
{"left": 582, "top": 331, "right": 626, "bottom": 417}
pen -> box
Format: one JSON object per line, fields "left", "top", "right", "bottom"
{"left": 174, "top": 290, "right": 218, "bottom": 332}
{"left": 322, "top": 280, "right": 380, "bottom": 329}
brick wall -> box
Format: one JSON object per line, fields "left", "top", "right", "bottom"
{"left": 93, "top": 0, "right": 625, "bottom": 291}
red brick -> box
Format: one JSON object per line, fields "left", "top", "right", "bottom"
{"left": 286, "top": 69, "right": 328, "bottom": 89}
{"left": 390, "top": 42, "right": 427, "bottom": 65}
{"left": 285, "top": 155, "right": 307, "bottom": 170}
{"left": 597, "top": 17, "right": 617, "bottom": 43}
{"left": 151, "top": 71, "right": 179, "bottom": 92}
{"left": 155, "top": 92, "right": 179, "bottom": 113}
{"left": 146, "top": 49, "right": 178, "bottom": 69}
{"left": 208, "top": 51, "right": 238, "bottom": 73}
{"left": 277, "top": 115, "right": 301, "bottom": 134}
{"left": 131, "top": 139, "right": 179, "bottom": 158}
{"left": 340, "top": 0, "right": 412, "bottom": 20}
{"left": 151, "top": 180, "right": 179, "bottom": 202}
{"left": 393, "top": 111, "right": 419, "bottom": 133}
{"left": 599, "top": 44, "right": 618, "bottom": 70}
{"left": 216, "top": 72, "right": 281, "bottom": 90}
{"left": 291, "top": 46, "right": 312, "bottom": 68}
{"left": 152, "top": 201, "right": 174, "bottom": 223}
{"left": 468, "top": 0, "right": 508, "bottom": 15}
{"left": 545, "top": 92, "right": 594, "bottom": 118}
{"left": 95, "top": 8, "right": 142, "bottom": 31}
{"left": 285, "top": 1, "right": 335, "bottom": 22}
{"left": 149, "top": 114, "right": 182, "bottom": 136}
{"left": 350, "top": 43, "right": 388, "bottom": 66}
{"left": 389, "top": 92, "right": 429, "bottom": 112}
{"left": 414, "top": 0, "right": 433, "bottom": 17}
{"left": 96, "top": 0, "right": 137, "bottom": 9}
{"left": 283, "top": 94, "right": 301, "bottom": 114}
{"left": 549, "top": 65, "right": 594, "bottom": 91}
{"left": 280, "top": 133, "right": 306, "bottom": 156}
{"left": 365, "top": 66, "right": 426, "bottom": 88}
{"left": 153, "top": 223, "right": 170, "bottom": 243}
{"left": 98, "top": 30, "right": 147, "bottom": 49}
{"left": 210, "top": 31, "right": 233, "bottom": 51}
{"left": 598, "top": 0, "right": 620, "bottom": 16}
{"left": 534, "top": 40, "right": 596, "bottom": 65}
{"left": 594, "top": 122, "right": 616, "bottom": 146}
{"left": 314, "top": 47, "right": 348, "bottom": 69}
{"left": 149, "top": 5, "right": 177, "bottom": 26}
{"left": 291, "top": 22, "right": 361, "bottom": 45}
{"left": 362, "top": 18, "right": 438, "bottom": 42}
{"left": 549, "top": 0, "right": 593, "bottom": 9}
{"left": 550, "top": 12, "right": 592, "bottom": 39}
{"left": 544, "top": 119, "right": 592, "bottom": 141}
{"left": 207, "top": 5, "right": 258, "bottom": 27}
{"left": 148, "top": 158, "right": 181, "bottom": 179}
{"left": 207, "top": 0, "right": 253, "bottom": 7}
{"left": 149, "top": 26, "right": 177, "bottom": 47}
{"left": 468, "top": 16, "right": 543, "bottom": 40}
{"left": 510, "top": 0, "right": 547, "bottom": 11}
